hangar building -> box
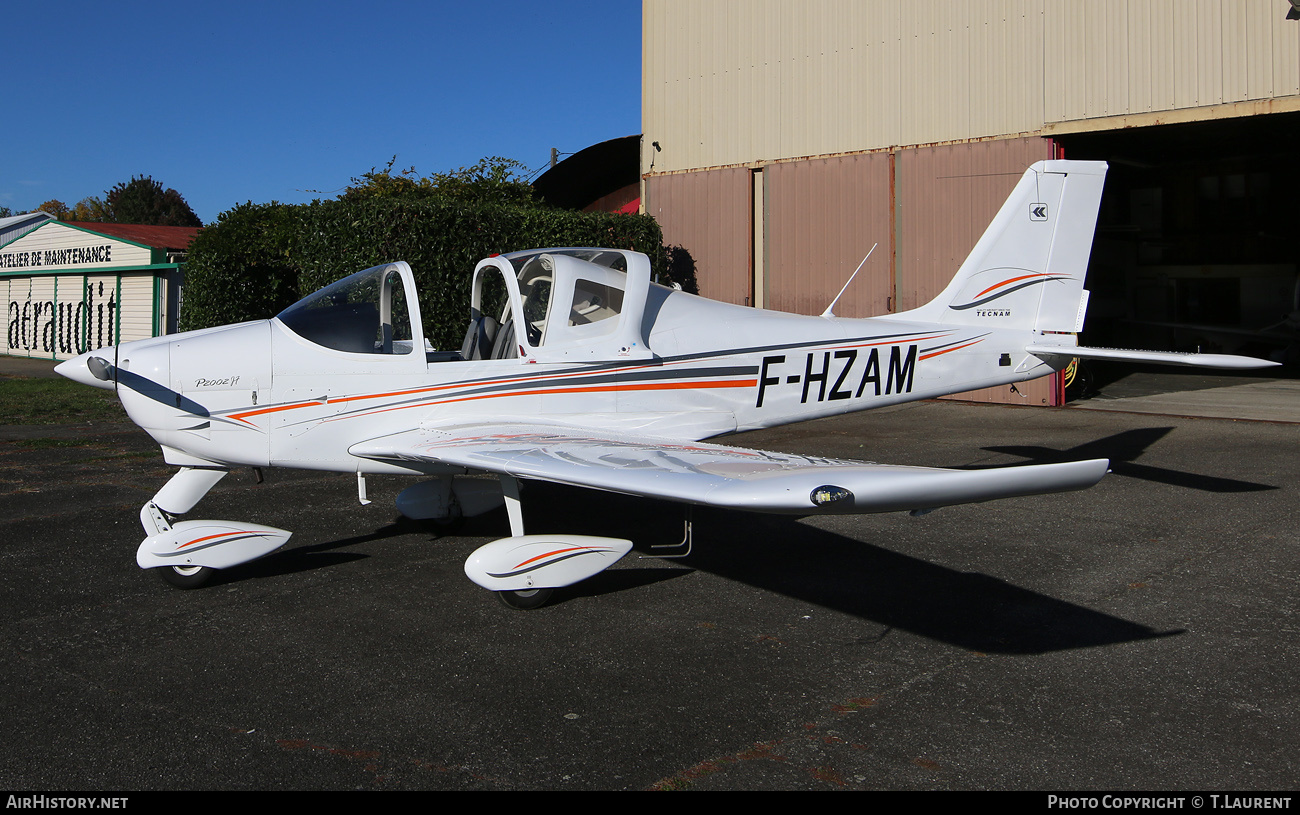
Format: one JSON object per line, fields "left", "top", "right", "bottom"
{"left": 1, "top": 220, "right": 199, "bottom": 361}
{"left": 640, "top": 0, "right": 1300, "bottom": 405}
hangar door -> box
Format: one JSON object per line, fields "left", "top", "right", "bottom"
{"left": 895, "top": 138, "right": 1059, "bottom": 405}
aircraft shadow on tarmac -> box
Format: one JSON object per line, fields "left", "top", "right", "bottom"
{"left": 645, "top": 508, "right": 1178, "bottom": 656}
{"left": 194, "top": 474, "right": 1183, "bottom": 657}
{"left": 983, "top": 427, "right": 1277, "bottom": 493}
{"left": 476, "top": 482, "right": 1181, "bottom": 656}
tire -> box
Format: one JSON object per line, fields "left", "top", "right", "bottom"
{"left": 157, "top": 564, "right": 214, "bottom": 589}
{"left": 496, "top": 587, "right": 554, "bottom": 610}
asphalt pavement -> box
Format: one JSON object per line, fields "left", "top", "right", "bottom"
{"left": 1, "top": 396, "right": 1296, "bottom": 790}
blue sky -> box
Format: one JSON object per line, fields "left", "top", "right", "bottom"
{"left": 2, "top": 1, "right": 642, "bottom": 223}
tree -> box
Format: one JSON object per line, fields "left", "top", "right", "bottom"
{"left": 37, "top": 199, "right": 72, "bottom": 219}
{"left": 103, "top": 176, "right": 202, "bottom": 227}
{"left": 340, "top": 156, "right": 539, "bottom": 208}
{"left": 70, "top": 196, "right": 111, "bottom": 222}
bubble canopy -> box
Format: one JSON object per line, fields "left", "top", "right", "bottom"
{"left": 276, "top": 262, "right": 418, "bottom": 355}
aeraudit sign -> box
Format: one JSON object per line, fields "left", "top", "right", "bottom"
{"left": 7, "top": 279, "right": 119, "bottom": 357}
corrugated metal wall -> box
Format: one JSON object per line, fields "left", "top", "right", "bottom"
{"left": 2, "top": 273, "right": 160, "bottom": 360}
{"left": 895, "top": 137, "right": 1059, "bottom": 405}
{"left": 645, "top": 168, "right": 752, "bottom": 305}
{"left": 641, "top": 0, "right": 1300, "bottom": 406}
{"left": 643, "top": 0, "right": 1300, "bottom": 175}
{"left": 894, "top": 138, "right": 1057, "bottom": 311}
{"left": 643, "top": 139, "right": 1060, "bottom": 403}
{"left": 1044, "top": 0, "right": 1300, "bottom": 122}
{"left": 764, "top": 153, "right": 892, "bottom": 318}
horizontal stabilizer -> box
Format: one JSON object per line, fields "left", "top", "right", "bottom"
{"left": 1027, "top": 344, "right": 1281, "bottom": 370}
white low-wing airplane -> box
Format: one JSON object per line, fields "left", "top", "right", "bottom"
{"left": 57, "top": 161, "right": 1276, "bottom": 608}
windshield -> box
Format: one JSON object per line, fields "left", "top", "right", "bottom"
{"left": 277, "top": 264, "right": 413, "bottom": 354}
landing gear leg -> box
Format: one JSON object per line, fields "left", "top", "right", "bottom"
{"left": 139, "top": 468, "right": 228, "bottom": 588}
{"left": 491, "top": 475, "right": 555, "bottom": 610}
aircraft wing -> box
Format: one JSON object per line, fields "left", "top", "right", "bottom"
{"left": 350, "top": 422, "right": 1109, "bottom": 515}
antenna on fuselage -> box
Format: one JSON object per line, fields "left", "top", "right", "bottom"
{"left": 821, "top": 243, "right": 877, "bottom": 318}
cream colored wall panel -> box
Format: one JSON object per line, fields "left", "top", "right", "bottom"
{"left": 1168, "top": 0, "right": 1198, "bottom": 110}
{"left": 1098, "top": 0, "right": 1130, "bottom": 117}
{"left": 1041, "top": 0, "right": 1299, "bottom": 124}
{"left": 1200, "top": 0, "right": 1227, "bottom": 104}
{"left": 644, "top": 0, "right": 1300, "bottom": 174}
{"left": 82, "top": 276, "right": 122, "bottom": 353}
{"left": 1245, "top": 1, "right": 1276, "bottom": 100}
{"left": 28, "top": 276, "right": 57, "bottom": 359}
{"left": 4, "top": 277, "right": 29, "bottom": 357}
{"left": 1158, "top": 0, "right": 1184, "bottom": 110}
{"left": 1041, "top": 1, "right": 1067, "bottom": 122}
{"left": 1220, "top": 0, "right": 1249, "bottom": 103}
{"left": 837, "top": 1, "right": 903, "bottom": 152}
{"left": 899, "top": 3, "right": 969, "bottom": 146}
{"left": 0, "top": 279, "right": 9, "bottom": 356}
{"left": 1119, "top": 1, "right": 1149, "bottom": 113}
{"left": 117, "top": 276, "right": 156, "bottom": 345}
{"left": 1269, "top": 4, "right": 1300, "bottom": 98}
{"left": 4, "top": 276, "right": 58, "bottom": 359}
{"left": 54, "top": 275, "right": 86, "bottom": 357}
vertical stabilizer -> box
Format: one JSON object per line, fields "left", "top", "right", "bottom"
{"left": 893, "top": 161, "right": 1107, "bottom": 333}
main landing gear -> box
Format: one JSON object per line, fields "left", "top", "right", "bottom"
{"left": 461, "top": 475, "right": 632, "bottom": 611}
{"left": 157, "top": 564, "right": 215, "bottom": 589}
{"left": 497, "top": 587, "right": 554, "bottom": 610}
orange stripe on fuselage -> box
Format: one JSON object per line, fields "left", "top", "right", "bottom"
{"left": 845, "top": 332, "right": 951, "bottom": 349}
{"left": 919, "top": 340, "right": 983, "bottom": 361}
{"left": 332, "top": 378, "right": 759, "bottom": 421}
{"left": 229, "top": 401, "right": 323, "bottom": 424}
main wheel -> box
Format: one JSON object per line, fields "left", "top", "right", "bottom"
{"left": 157, "top": 564, "right": 214, "bottom": 589}
{"left": 496, "top": 587, "right": 554, "bottom": 610}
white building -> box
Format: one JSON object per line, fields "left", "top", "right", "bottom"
{"left": 1, "top": 220, "right": 199, "bottom": 360}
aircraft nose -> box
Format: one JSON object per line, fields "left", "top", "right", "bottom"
{"left": 55, "top": 349, "right": 117, "bottom": 391}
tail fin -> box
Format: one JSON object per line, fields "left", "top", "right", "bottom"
{"left": 894, "top": 160, "right": 1108, "bottom": 333}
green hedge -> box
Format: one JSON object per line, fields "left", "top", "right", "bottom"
{"left": 180, "top": 202, "right": 301, "bottom": 331}
{"left": 180, "top": 197, "right": 669, "bottom": 349}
